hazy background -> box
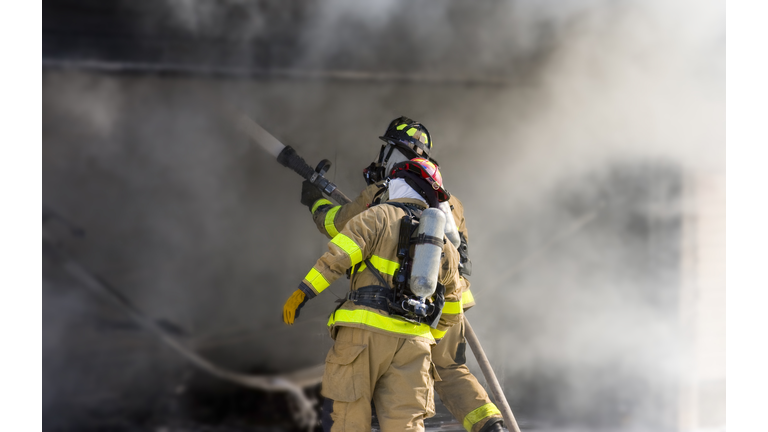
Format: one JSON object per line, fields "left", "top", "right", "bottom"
{"left": 42, "top": 0, "right": 724, "bottom": 430}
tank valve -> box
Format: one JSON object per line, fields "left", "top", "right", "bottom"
{"left": 404, "top": 297, "right": 429, "bottom": 317}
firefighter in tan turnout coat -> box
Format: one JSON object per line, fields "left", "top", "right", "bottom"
{"left": 298, "top": 117, "right": 504, "bottom": 432}
{"left": 283, "top": 158, "right": 463, "bottom": 431}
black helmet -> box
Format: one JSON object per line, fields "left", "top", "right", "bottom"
{"left": 364, "top": 116, "right": 437, "bottom": 186}
{"left": 379, "top": 116, "right": 432, "bottom": 158}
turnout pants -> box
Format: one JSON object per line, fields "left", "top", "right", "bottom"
{"left": 431, "top": 317, "right": 504, "bottom": 432}
{"left": 321, "top": 326, "right": 437, "bottom": 432}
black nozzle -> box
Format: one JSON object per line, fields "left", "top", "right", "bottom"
{"left": 277, "top": 146, "right": 315, "bottom": 180}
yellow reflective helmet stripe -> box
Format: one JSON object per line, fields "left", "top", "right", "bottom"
{"left": 406, "top": 127, "right": 417, "bottom": 137}
{"left": 324, "top": 206, "right": 341, "bottom": 237}
{"left": 396, "top": 123, "right": 408, "bottom": 130}
{"left": 430, "top": 327, "right": 447, "bottom": 340}
{"left": 355, "top": 255, "right": 400, "bottom": 276}
{"left": 442, "top": 300, "right": 463, "bottom": 315}
{"left": 462, "top": 289, "right": 475, "bottom": 305}
{"left": 328, "top": 309, "right": 434, "bottom": 340}
{"left": 311, "top": 198, "right": 333, "bottom": 215}
{"left": 330, "top": 234, "right": 363, "bottom": 265}
{"left": 463, "top": 403, "right": 502, "bottom": 431}
{"left": 304, "top": 268, "right": 330, "bottom": 294}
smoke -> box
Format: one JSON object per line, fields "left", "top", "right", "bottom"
{"left": 43, "top": 0, "right": 723, "bottom": 429}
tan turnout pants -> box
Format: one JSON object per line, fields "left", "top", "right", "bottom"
{"left": 431, "top": 318, "right": 504, "bottom": 432}
{"left": 321, "top": 326, "right": 437, "bottom": 432}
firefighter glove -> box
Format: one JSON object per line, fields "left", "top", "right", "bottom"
{"left": 283, "top": 289, "right": 309, "bottom": 325}
{"left": 300, "top": 180, "right": 324, "bottom": 210}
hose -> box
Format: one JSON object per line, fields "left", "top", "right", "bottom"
{"left": 44, "top": 233, "right": 321, "bottom": 430}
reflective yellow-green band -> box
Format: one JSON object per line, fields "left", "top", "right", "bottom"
{"left": 430, "top": 327, "right": 447, "bottom": 339}
{"left": 328, "top": 309, "right": 434, "bottom": 340}
{"left": 443, "top": 301, "right": 463, "bottom": 315}
{"left": 356, "top": 255, "right": 400, "bottom": 276}
{"left": 311, "top": 199, "right": 332, "bottom": 215}
{"left": 324, "top": 206, "right": 341, "bottom": 237}
{"left": 462, "top": 289, "right": 475, "bottom": 305}
{"left": 406, "top": 127, "right": 417, "bottom": 137}
{"left": 463, "top": 403, "right": 502, "bottom": 431}
{"left": 304, "top": 268, "right": 330, "bottom": 294}
{"left": 396, "top": 123, "right": 407, "bottom": 130}
{"left": 330, "top": 234, "right": 363, "bottom": 265}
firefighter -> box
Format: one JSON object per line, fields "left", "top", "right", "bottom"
{"left": 299, "top": 117, "right": 504, "bottom": 432}
{"left": 283, "top": 158, "right": 463, "bottom": 432}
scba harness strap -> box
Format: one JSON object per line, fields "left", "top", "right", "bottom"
{"left": 346, "top": 285, "right": 392, "bottom": 311}
{"left": 415, "top": 233, "right": 444, "bottom": 248}
{"left": 346, "top": 280, "right": 446, "bottom": 329}
{"left": 343, "top": 203, "right": 446, "bottom": 328}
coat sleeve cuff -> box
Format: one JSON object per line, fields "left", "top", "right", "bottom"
{"left": 298, "top": 282, "right": 317, "bottom": 299}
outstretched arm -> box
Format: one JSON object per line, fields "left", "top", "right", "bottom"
{"left": 309, "top": 182, "right": 384, "bottom": 239}
{"left": 283, "top": 207, "right": 386, "bottom": 324}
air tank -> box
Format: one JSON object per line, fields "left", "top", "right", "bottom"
{"left": 409, "top": 207, "right": 446, "bottom": 299}
{"left": 439, "top": 201, "right": 461, "bottom": 248}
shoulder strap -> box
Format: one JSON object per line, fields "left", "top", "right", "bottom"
{"left": 364, "top": 258, "right": 392, "bottom": 290}
{"left": 381, "top": 201, "right": 423, "bottom": 219}
{"left": 371, "top": 184, "right": 388, "bottom": 205}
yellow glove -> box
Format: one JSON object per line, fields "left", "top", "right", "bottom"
{"left": 283, "top": 289, "right": 308, "bottom": 325}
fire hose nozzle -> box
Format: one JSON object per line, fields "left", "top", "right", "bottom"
{"left": 276, "top": 146, "right": 351, "bottom": 204}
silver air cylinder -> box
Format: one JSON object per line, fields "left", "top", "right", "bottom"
{"left": 409, "top": 208, "right": 446, "bottom": 299}
{"left": 439, "top": 201, "right": 461, "bottom": 248}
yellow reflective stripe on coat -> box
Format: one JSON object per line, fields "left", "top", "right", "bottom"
{"left": 324, "top": 206, "right": 341, "bottom": 237}
{"left": 463, "top": 403, "right": 502, "bottom": 431}
{"left": 462, "top": 289, "right": 475, "bottom": 305}
{"left": 304, "top": 268, "right": 330, "bottom": 293}
{"left": 356, "top": 255, "right": 400, "bottom": 276}
{"left": 444, "top": 287, "right": 474, "bottom": 315}
{"left": 443, "top": 300, "right": 463, "bottom": 315}
{"left": 328, "top": 309, "right": 434, "bottom": 340}
{"left": 430, "top": 327, "right": 447, "bottom": 340}
{"left": 330, "top": 234, "right": 363, "bottom": 265}
{"left": 311, "top": 198, "right": 332, "bottom": 215}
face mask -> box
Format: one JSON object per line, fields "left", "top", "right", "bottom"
{"left": 362, "top": 144, "right": 417, "bottom": 185}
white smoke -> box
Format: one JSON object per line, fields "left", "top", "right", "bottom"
{"left": 43, "top": 0, "right": 724, "bottom": 429}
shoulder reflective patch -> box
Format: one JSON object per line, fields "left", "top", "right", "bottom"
{"left": 430, "top": 327, "right": 447, "bottom": 340}
{"left": 304, "top": 268, "right": 330, "bottom": 294}
{"left": 312, "top": 199, "right": 333, "bottom": 214}
{"left": 330, "top": 234, "right": 363, "bottom": 265}
{"left": 442, "top": 300, "right": 463, "bottom": 315}
{"left": 328, "top": 309, "right": 434, "bottom": 340}
{"left": 324, "top": 206, "right": 341, "bottom": 237}
{"left": 356, "top": 255, "right": 400, "bottom": 276}
{"left": 463, "top": 403, "right": 501, "bottom": 431}
{"left": 462, "top": 289, "right": 475, "bottom": 305}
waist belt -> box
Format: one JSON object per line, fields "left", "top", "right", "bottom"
{"left": 346, "top": 285, "right": 392, "bottom": 313}
{"left": 346, "top": 285, "right": 438, "bottom": 327}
